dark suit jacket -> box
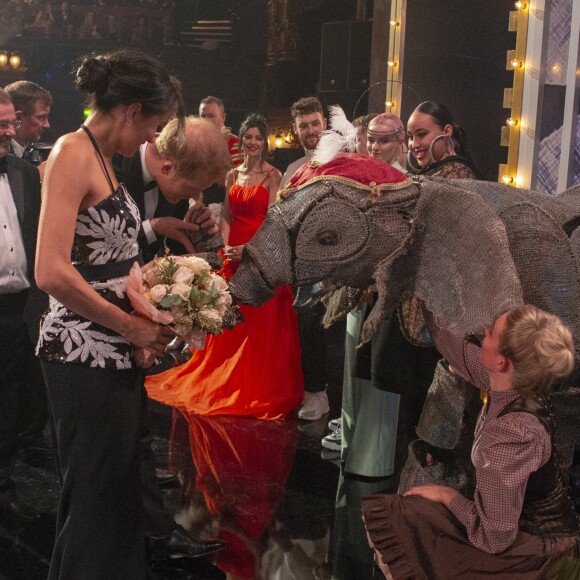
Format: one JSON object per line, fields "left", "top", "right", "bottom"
{"left": 6, "top": 155, "right": 45, "bottom": 341}
{"left": 113, "top": 151, "right": 189, "bottom": 263}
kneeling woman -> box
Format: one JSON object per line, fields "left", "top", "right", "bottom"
{"left": 362, "top": 305, "right": 580, "bottom": 579}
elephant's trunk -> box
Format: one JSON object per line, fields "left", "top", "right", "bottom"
{"left": 229, "top": 205, "right": 294, "bottom": 307}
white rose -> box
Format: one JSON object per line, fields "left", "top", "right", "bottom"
{"left": 176, "top": 255, "right": 210, "bottom": 276}
{"left": 173, "top": 266, "right": 195, "bottom": 285}
{"left": 216, "top": 293, "right": 232, "bottom": 316}
{"left": 171, "top": 282, "right": 192, "bottom": 302}
{"left": 200, "top": 308, "right": 222, "bottom": 323}
{"left": 143, "top": 267, "right": 162, "bottom": 287}
{"left": 211, "top": 274, "right": 228, "bottom": 293}
{"left": 218, "top": 292, "right": 232, "bottom": 306}
{"left": 149, "top": 284, "right": 170, "bottom": 304}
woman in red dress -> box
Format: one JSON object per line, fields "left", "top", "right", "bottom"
{"left": 146, "top": 113, "right": 304, "bottom": 420}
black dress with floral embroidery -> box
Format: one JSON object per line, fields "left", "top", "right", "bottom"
{"left": 37, "top": 186, "right": 141, "bottom": 369}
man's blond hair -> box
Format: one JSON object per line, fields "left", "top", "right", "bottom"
{"left": 155, "top": 116, "right": 230, "bottom": 183}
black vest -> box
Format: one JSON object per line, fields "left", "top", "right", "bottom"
{"left": 498, "top": 395, "right": 580, "bottom": 537}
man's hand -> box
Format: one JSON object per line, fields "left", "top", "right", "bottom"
{"left": 185, "top": 203, "right": 219, "bottom": 237}
{"left": 150, "top": 217, "right": 200, "bottom": 253}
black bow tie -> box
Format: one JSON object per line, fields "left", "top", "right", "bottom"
{"left": 144, "top": 180, "right": 157, "bottom": 192}
{"left": 0, "top": 156, "right": 6, "bottom": 174}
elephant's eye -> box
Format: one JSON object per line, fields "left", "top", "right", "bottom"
{"left": 316, "top": 230, "right": 339, "bottom": 246}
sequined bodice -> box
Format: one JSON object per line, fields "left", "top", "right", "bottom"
{"left": 37, "top": 186, "right": 141, "bottom": 369}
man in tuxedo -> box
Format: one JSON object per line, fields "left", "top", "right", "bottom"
{"left": 0, "top": 89, "right": 43, "bottom": 521}
{"left": 114, "top": 116, "right": 231, "bottom": 563}
{"left": 114, "top": 117, "right": 223, "bottom": 263}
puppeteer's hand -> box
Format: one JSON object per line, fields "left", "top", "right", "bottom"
{"left": 185, "top": 203, "right": 219, "bottom": 237}
{"left": 403, "top": 483, "right": 458, "bottom": 507}
{"left": 150, "top": 217, "right": 199, "bottom": 253}
{"left": 224, "top": 244, "right": 244, "bottom": 263}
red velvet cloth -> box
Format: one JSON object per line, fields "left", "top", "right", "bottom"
{"left": 145, "top": 182, "right": 304, "bottom": 420}
{"left": 288, "top": 152, "right": 409, "bottom": 188}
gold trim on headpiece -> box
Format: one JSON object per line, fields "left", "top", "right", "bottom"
{"left": 280, "top": 174, "right": 414, "bottom": 200}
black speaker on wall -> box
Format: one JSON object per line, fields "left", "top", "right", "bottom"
{"left": 319, "top": 20, "right": 372, "bottom": 94}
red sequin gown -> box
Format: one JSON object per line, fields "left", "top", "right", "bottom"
{"left": 145, "top": 175, "right": 304, "bottom": 420}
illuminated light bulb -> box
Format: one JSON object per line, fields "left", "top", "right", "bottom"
{"left": 389, "top": 20, "right": 398, "bottom": 26}
{"left": 275, "top": 138, "right": 283, "bottom": 148}
{"left": 515, "top": 1, "right": 526, "bottom": 9}
{"left": 506, "top": 117, "right": 518, "bottom": 127}
{"left": 385, "top": 101, "right": 394, "bottom": 108}
{"left": 502, "top": 175, "right": 514, "bottom": 185}
{"left": 387, "top": 61, "right": 396, "bottom": 67}
{"left": 0, "top": 53, "right": 7, "bottom": 67}
{"left": 511, "top": 58, "right": 523, "bottom": 69}
{"left": 9, "top": 55, "right": 21, "bottom": 69}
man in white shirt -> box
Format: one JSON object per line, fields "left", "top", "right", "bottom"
{"left": 278, "top": 97, "right": 331, "bottom": 421}
{"left": 4, "top": 81, "right": 52, "bottom": 158}
{"left": 279, "top": 96, "right": 326, "bottom": 190}
{"left": 0, "top": 89, "right": 43, "bottom": 521}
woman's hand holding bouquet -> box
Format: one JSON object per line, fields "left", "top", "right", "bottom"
{"left": 127, "top": 253, "right": 233, "bottom": 367}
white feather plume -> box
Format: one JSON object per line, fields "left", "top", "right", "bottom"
{"left": 311, "top": 105, "right": 357, "bottom": 166}
{"left": 328, "top": 105, "right": 357, "bottom": 151}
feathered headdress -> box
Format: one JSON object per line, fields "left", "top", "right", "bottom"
{"left": 311, "top": 105, "right": 357, "bottom": 165}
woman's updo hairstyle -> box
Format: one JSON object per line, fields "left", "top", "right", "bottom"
{"left": 413, "top": 100, "right": 473, "bottom": 162}
{"left": 239, "top": 113, "right": 269, "bottom": 161}
{"left": 75, "top": 49, "right": 184, "bottom": 122}
{"left": 500, "top": 305, "right": 575, "bottom": 397}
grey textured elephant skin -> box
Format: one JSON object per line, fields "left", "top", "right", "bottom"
{"left": 230, "top": 158, "right": 580, "bottom": 366}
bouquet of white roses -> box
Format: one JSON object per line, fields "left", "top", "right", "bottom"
{"left": 126, "top": 254, "right": 232, "bottom": 363}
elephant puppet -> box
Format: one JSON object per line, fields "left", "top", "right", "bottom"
{"left": 230, "top": 153, "right": 580, "bottom": 465}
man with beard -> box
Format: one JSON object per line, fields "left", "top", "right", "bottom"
{"left": 278, "top": 97, "right": 327, "bottom": 190}
{"left": 278, "top": 97, "right": 331, "bottom": 421}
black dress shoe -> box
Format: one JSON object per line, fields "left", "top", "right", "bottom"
{"left": 147, "top": 524, "right": 226, "bottom": 561}
{"left": 0, "top": 498, "right": 42, "bottom": 522}
{"left": 155, "top": 468, "right": 179, "bottom": 488}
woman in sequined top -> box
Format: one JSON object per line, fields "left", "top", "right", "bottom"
{"left": 35, "top": 50, "right": 182, "bottom": 580}
{"left": 363, "top": 305, "right": 580, "bottom": 579}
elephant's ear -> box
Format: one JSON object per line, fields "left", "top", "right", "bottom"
{"left": 362, "top": 178, "right": 524, "bottom": 342}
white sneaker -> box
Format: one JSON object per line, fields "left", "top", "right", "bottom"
{"left": 327, "top": 417, "right": 341, "bottom": 432}
{"left": 298, "top": 390, "right": 330, "bottom": 421}
{"left": 321, "top": 424, "right": 342, "bottom": 451}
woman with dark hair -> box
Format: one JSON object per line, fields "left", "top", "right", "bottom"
{"left": 362, "top": 305, "right": 580, "bottom": 579}
{"left": 406, "top": 100, "right": 482, "bottom": 179}
{"left": 146, "top": 113, "right": 303, "bottom": 420}
{"left": 35, "top": 50, "right": 183, "bottom": 579}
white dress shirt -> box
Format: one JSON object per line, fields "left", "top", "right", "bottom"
{"left": 10, "top": 139, "right": 25, "bottom": 158}
{"left": 0, "top": 173, "right": 29, "bottom": 293}
{"left": 139, "top": 143, "right": 158, "bottom": 244}
{"left": 278, "top": 149, "right": 314, "bottom": 191}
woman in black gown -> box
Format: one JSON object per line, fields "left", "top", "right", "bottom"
{"left": 36, "top": 50, "right": 182, "bottom": 579}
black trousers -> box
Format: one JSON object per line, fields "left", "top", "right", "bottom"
{"left": 42, "top": 361, "right": 149, "bottom": 580}
{"left": 0, "top": 291, "right": 43, "bottom": 500}
{"left": 140, "top": 389, "right": 175, "bottom": 537}
{"left": 298, "top": 302, "right": 328, "bottom": 393}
